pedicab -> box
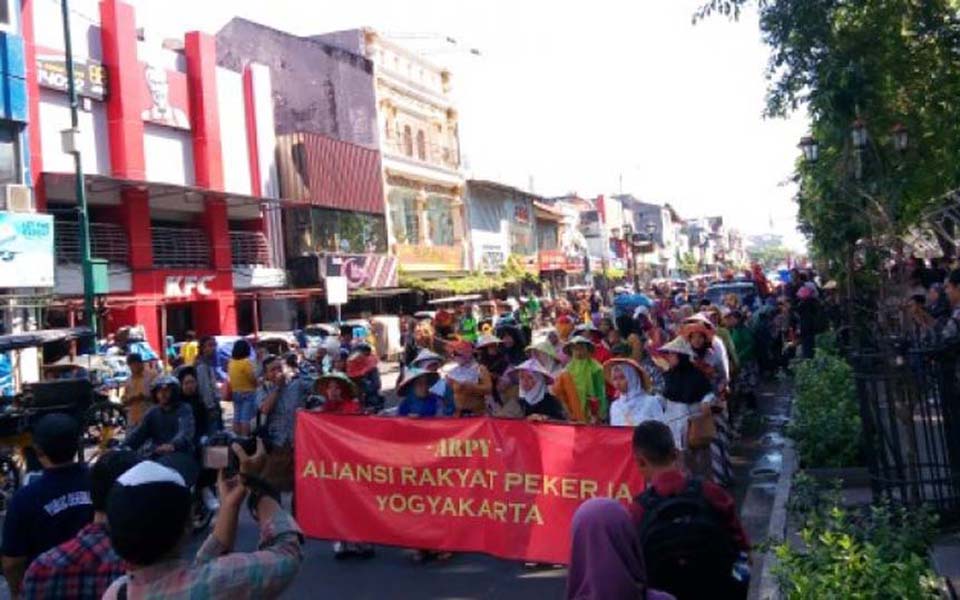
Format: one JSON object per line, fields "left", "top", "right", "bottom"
{"left": 0, "top": 327, "right": 122, "bottom": 512}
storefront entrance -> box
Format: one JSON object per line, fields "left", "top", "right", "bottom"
{"left": 162, "top": 303, "right": 195, "bottom": 343}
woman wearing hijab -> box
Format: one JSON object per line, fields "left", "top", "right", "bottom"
{"left": 604, "top": 358, "right": 665, "bottom": 427}
{"left": 566, "top": 498, "right": 674, "bottom": 600}
{"left": 659, "top": 336, "right": 715, "bottom": 479}
{"left": 552, "top": 337, "right": 607, "bottom": 423}
{"left": 676, "top": 320, "right": 734, "bottom": 486}
{"left": 527, "top": 339, "right": 563, "bottom": 379}
{"left": 509, "top": 359, "right": 566, "bottom": 421}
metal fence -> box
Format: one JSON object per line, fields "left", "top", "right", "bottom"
{"left": 853, "top": 342, "right": 960, "bottom": 524}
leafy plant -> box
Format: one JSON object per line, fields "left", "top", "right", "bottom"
{"left": 788, "top": 351, "right": 862, "bottom": 467}
{"left": 775, "top": 476, "right": 941, "bottom": 599}
{"left": 399, "top": 254, "right": 537, "bottom": 294}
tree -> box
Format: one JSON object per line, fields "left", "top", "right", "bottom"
{"left": 697, "top": 0, "right": 960, "bottom": 267}
{"left": 678, "top": 252, "right": 700, "bottom": 276}
{"left": 748, "top": 244, "right": 790, "bottom": 269}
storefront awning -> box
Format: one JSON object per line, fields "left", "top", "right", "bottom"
{"left": 534, "top": 201, "right": 565, "bottom": 221}
{"left": 276, "top": 133, "right": 385, "bottom": 214}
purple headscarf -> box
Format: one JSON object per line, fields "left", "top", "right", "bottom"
{"left": 566, "top": 499, "right": 659, "bottom": 600}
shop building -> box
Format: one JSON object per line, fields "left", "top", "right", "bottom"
{"left": 216, "top": 19, "right": 399, "bottom": 327}
{"left": 314, "top": 29, "right": 467, "bottom": 278}
{"left": 25, "top": 0, "right": 283, "bottom": 350}
{"left": 464, "top": 180, "right": 537, "bottom": 273}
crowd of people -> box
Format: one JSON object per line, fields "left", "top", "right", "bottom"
{"left": 0, "top": 414, "right": 302, "bottom": 599}
{"left": 0, "top": 264, "right": 829, "bottom": 599}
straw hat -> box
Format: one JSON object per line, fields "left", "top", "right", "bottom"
{"left": 475, "top": 334, "right": 502, "bottom": 349}
{"left": 317, "top": 371, "right": 359, "bottom": 397}
{"left": 563, "top": 335, "right": 595, "bottom": 354}
{"left": 396, "top": 368, "right": 441, "bottom": 397}
{"left": 658, "top": 336, "right": 695, "bottom": 358}
{"left": 602, "top": 357, "right": 652, "bottom": 392}
{"left": 411, "top": 349, "right": 443, "bottom": 367}
{"left": 525, "top": 340, "right": 559, "bottom": 361}
{"left": 506, "top": 358, "right": 556, "bottom": 385}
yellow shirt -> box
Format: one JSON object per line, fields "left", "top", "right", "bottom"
{"left": 228, "top": 358, "right": 257, "bottom": 392}
{"left": 180, "top": 341, "right": 199, "bottom": 366}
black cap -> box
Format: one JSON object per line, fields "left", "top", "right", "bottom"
{"left": 33, "top": 413, "right": 80, "bottom": 464}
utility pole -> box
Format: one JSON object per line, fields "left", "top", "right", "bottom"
{"left": 61, "top": 0, "right": 96, "bottom": 337}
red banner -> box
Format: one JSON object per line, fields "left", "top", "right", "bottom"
{"left": 294, "top": 413, "right": 643, "bottom": 564}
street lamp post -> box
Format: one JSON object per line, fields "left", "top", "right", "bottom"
{"left": 797, "top": 119, "right": 910, "bottom": 337}
{"left": 61, "top": 0, "right": 96, "bottom": 337}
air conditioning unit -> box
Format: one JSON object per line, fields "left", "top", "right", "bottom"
{"left": 0, "top": 185, "right": 34, "bottom": 213}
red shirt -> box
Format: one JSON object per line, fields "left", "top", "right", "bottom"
{"left": 318, "top": 399, "right": 362, "bottom": 414}
{"left": 629, "top": 469, "right": 750, "bottom": 552}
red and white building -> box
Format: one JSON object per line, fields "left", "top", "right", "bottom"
{"left": 23, "top": 0, "right": 283, "bottom": 350}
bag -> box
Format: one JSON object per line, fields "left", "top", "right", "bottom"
{"left": 687, "top": 404, "right": 717, "bottom": 449}
{"left": 636, "top": 479, "right": 741, "bottom": 600}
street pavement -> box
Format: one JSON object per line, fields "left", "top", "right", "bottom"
{"left": 186, "top": 508, "right": 567, "bottom": 599}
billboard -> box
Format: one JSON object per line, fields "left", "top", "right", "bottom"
{"left": 36, "top": 51, "right": 108, "bottom": 100}
{"left": 0, "top": 213, "right": 54, "bottom": 288}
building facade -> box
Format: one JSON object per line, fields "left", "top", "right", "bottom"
{"left": 25, "top": 0, "right": 282, "bottom": 350}
{"left": 316, "top": 29, "right": 467, "bottom": 277}
{"left": 464, "top": 180, "right": 537, "bottom": 273}
{"left": 216, "top": 21, "right": 396, "bottom": 327}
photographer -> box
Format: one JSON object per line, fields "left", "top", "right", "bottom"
{"left": 102, "top": 441, "right": 303, "bottom": 599}
{"left": 255, "top": 355, "right": 312, "bottom": 496}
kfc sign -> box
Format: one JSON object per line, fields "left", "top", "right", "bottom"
{"left": 164, "top": 275, "right": 215, "bottom": 297}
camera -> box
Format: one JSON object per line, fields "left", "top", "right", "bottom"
{"left": 202, "top": 433, "right": 258, "bottom": 474}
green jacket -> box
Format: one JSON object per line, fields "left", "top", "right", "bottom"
{"left": 729, "top": 324, "right": 756, "bottom": 363}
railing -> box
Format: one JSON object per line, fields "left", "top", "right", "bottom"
{"left": 853, "top": 341, "right": 960, "bottom": 524}
{"left": 230, "top": 231, "right": 270, "bottom": 267}
{"left": 152, "top": 227, "right": 210, "bottom": 269}
{"left": 55, "top": 221, "right": 129, "bottom": 264}
{"left": 382, "top": 136, "right": 459, "bottom": 170}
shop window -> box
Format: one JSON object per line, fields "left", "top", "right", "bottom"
{"left": 537, "top": 222, "right": 559, "bottom": 251}
{"left": 0, "top": 126, "right": 19, "bottom": 185}
{"left": 388, "top": 189, "right": 420, "bottom": 245}
{"left": 416, "top": 130, "right": 426, "bottom": 160}
{"left": 510, "top": 223, "right": 535, "bottom": 256}
{"left": 402, "top": 126, "right": 413, "bottom": 157}
{"left": 426, "top": 195, "right": 455, "bottom": 247}
{"left": 284, "top": 207, "right": 387, "bottom": 254}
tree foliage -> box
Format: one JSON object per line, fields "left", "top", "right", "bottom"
{"left": 698, "top": 0, "right": 960, "bottom": 269}
{"left": 399, "top": 254, "right": 536, "bottom": 294}
{"left": 747, "top": 244, "right": 790, "bottom": 269}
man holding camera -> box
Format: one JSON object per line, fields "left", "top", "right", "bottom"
{"left": 255, "top": 355, "right": 313, "bottom": 495}
{"left": 102, "top": 439, "right": 303, "bottom": 599}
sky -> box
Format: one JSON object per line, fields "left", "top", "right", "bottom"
{"left": 129, "top": 0, "right": 810, "bottom": 251}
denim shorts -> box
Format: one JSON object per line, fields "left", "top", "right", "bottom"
{"left": 232, "top": 391, "right": 258, "bottom": 425}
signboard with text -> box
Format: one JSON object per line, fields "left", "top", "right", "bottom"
{"left": 295, "top": 414, "right": 642, "bottom": 564}
{"left": 37, "top": 51, "right": 108, "bottom": 100}
{"left": 0, "top": 212, "right": 54, "bottom": 288}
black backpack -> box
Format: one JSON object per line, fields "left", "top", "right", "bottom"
{"left": 636, "top": 478, "right": 742, "bottom": 600}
